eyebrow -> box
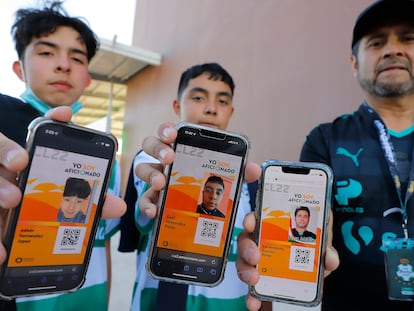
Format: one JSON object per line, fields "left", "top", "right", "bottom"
{"left": 34, "top": 40, "right": 88, "bottom": 58}
{"left": 190, "top": 87, "right": 233, "bottom": 98}
{"left": 205, "top": 185, "right": 223, "bottom": 191}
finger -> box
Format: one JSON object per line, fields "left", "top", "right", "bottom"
{"left": 140, "top": 123, "right": 177, "bottom": 165}
{"left": 0, "top": 134, "right": 28, "bottom": 172}
{"left": 141, "top": 136, "right": 175, "bottom": 165}
{"left": 245, "top": 294, "right": 262, "bottom": 311}
{"left": 0, "top": 243, "right": 6, "bottom": 265}
{"left": 139, "top": 187, "right": 159, "bottom": 218}
{"left": 135, "top": 162, "right": 166, "bottom": 191}
{"left": 101, "top": 194, "right": 126, "bottom": 219}
{"left": 237, "top": 230, "right": 261, "bottom": 266}
{"left": 236, "top": 254, "right": 260, "bottom": 286}
{"left": 44, "top": 106, "right": 73, "bottom": 122}
{"left": 0, "top": 177, "right": 22, "bottom": 209}
{"left": 244, "top": 162, "right": 261, "bottom": 183}
{"left": 324, "top": 210, "right": 340, "bottom": 276}
{"left": 243, "top": 212, "right": 257, "bottom": 233}
{"left": 157, "top": 122, "right": 177, "bottom": 143}
{"left": 324, "top": 246, "right": 340, "bottom": 277}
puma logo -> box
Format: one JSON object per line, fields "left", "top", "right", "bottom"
{"left": 336, "top": 147, "right": 363, "bottom": 167}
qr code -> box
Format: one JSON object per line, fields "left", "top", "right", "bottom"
{"left": 201, "top": 220, "right": 218, "bottom": 238}
{"left": 61, "top": 228, "right": 81, "bottom": 246}
{"left": 289, "top": 245, "right": 315, "bottom": 272}
{"left": 194, "top": 217, "right": 224, "bottom": 247}
{"left": 53, "top": 226, "right": 87, "bottom": 254}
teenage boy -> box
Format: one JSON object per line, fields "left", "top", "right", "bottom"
{"left": 57, "top": 177, "right": 91, "bottom": 223}
{"left": 119, "top": 63, "right": 260, "bottom": 310}
{"left": 196, "top": 175, "right": 226, "bottom": 217}
{"left": 0, "top": 2, "right": 123, "bottom": 310}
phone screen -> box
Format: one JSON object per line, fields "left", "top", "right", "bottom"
{"left": 148, "top": 123, "right": 248, "bottom": 286}
{"left": 0, "top": 120, "right": 116, "bottom": 297}
{"left": 253, "top": 161, "right": 331, "bottom": 305}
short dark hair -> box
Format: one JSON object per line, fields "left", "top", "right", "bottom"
{"left": 295, "top": 206, "right": 310, "bottom": 217}
{"left": 204, "top": 175, "right": 225, "bottom": 190}
{"left": 63, "top": 178, "right": 91, "bottom": 199}
{"left": 11, "top": 1, "right": 99, "bottom": 61}
{"left": 177, "top": 63, "right": 235, "bottom": 99}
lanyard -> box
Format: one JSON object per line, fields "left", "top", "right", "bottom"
{"left": 363, "top": 102, "right": 414, "bottom": 239}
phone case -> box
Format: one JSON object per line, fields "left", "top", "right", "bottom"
{"left": 250, "top": 160, "right": 332, "bottom": 306}
{"left": 147, "top": 122, "right": 249, "bottom": 287}
{"left": 0, "top": 117, "right": 117, "bottom": 299}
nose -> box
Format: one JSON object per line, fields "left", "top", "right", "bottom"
{"left": 204, "top": 99, "right": 217, "bottom": 115}
{"left": 55, "top": 55, "right": 71, "bottom": 73}
{"left": 382, "top": 37, "right": 404, "bottom": 59}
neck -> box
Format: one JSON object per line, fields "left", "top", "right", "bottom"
{"left": 366, "top": 94, "right": 414, "bottom": 131}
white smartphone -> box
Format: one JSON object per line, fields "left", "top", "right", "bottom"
{"left": 250, "top": 160, "right": 332, "bottom": 306}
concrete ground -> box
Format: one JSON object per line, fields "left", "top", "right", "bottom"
{"left": 108, "top": 231, "right": 136, "bottom": 311}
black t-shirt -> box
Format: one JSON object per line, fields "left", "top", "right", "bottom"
{"left": 0, "top": 93, "right": 41, "bottom": 147}
{"left": 0, "top": 93, "right": 40, "bottom": 310}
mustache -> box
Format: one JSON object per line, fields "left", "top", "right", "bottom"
{"left": 376, "top": 57, "right": 412, "bottom": 75}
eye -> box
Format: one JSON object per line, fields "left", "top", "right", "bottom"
{"left": 403, "top": 34, "right": 414, "bottom": 42}
{"left": 192, "top": 95, "right": 205, "bottom": 102}
{"left": 72, "top": 57, "right": 84, "bottom": 64}
{"left": 218, "top": 98, "right": 229, "bottom": 106}
{"left": 367, "top": 39, "right": 384, "bottom": 48}
{"left": 38, "top": 50, "right": 53, "bottom": 56}
{"left": 71, "top": 54, "right": 87, "bottom": 65}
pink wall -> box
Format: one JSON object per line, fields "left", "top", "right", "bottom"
{"left": 121, "top": 0, "right": 373, "bottom": 188}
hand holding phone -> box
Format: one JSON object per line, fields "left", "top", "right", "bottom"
{"left": 0, "top": 118, "right": 117, "bottom": 299}
{"left": 147, "top": 122, "right": 249, "bottom": 287}
{"left": 250, "top": 160, "right": 332, "bottom": 306}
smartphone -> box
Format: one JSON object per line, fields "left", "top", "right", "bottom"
{"left": 0, "top": 117, "right": 117, "bottom": 299}
{"left": 147, "top": 122, "right": 249, "bottom": 287}
{"left": 250, "top": 160, "right": 332, "bottom": 306}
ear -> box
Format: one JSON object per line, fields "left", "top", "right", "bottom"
{"left": 85, "top": 74, "right": 91, "bottom": 88}
{"left": 173, "top": 99, "right": 181, "bottom": 117}
{"left": 12, "top": 60, "right": 25, "bottom": 82}
{"left": 350, "top": 55, "right": 358, "bottom": 78}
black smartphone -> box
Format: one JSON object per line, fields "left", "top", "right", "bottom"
{"left": 250, "top": 160, "right": 332, "bottom": 306}
{"left": 0, "top": 117, "right": 117, "bottom": 299}
{"left": 147, "top": 122, "right": 249, "bottom": 287}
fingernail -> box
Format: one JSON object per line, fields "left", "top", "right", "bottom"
{"left": 159, "top": 148, "right": 168, "bottom": 162}
{"left": 162, "top": 127, "right": 174, "bottom": 139}
{"left": 144, "top": 208, "right": 151, "bottom": 216}
{"left": 5, "top": 149, "right": 22, "bottom": 166}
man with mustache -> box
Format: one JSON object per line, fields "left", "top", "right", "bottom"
{"left": 236, "top": 0, "right": 414, "bottom": 310}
